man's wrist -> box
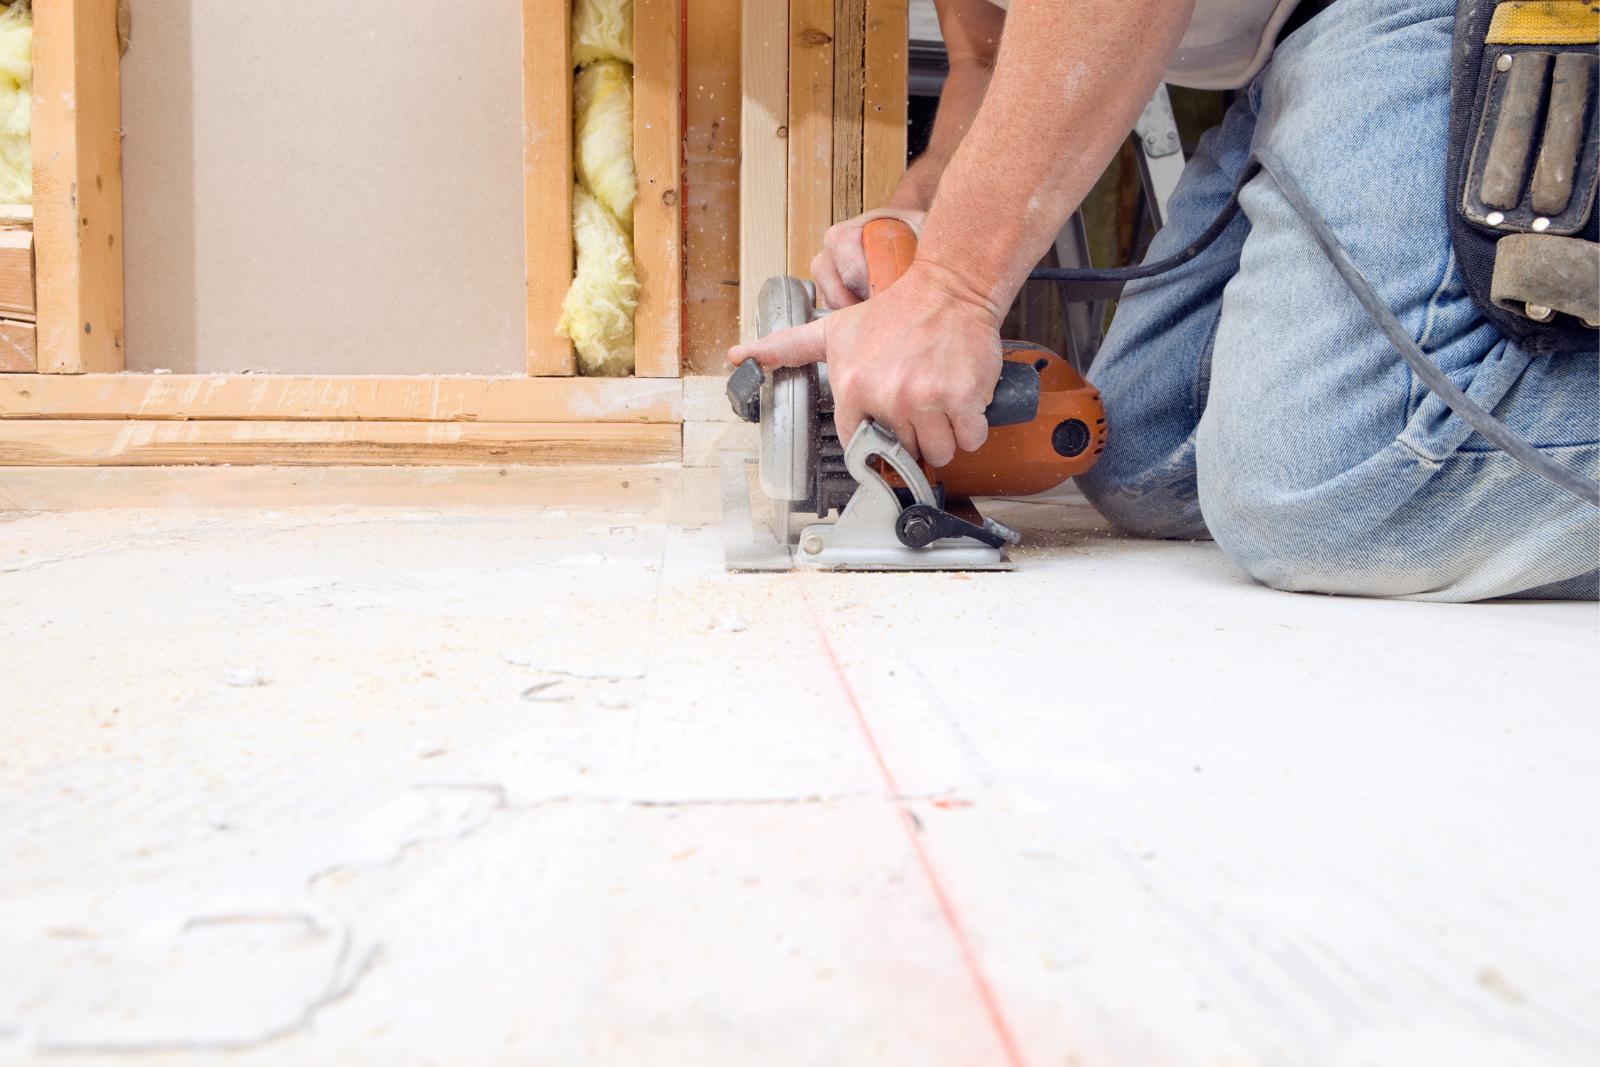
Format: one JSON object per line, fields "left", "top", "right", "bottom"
{"left": 901, "top": 257, "right": 1006, "bottom": 330}
{"left": 887, "top": 187, "right": 932, "bottom": 214}
{"left": 887, "top": 160, "right": 941, "bottom": 214}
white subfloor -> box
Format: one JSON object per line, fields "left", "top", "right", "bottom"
{"left": 1, "top": 466, "right": 1595, "bottom": 1066}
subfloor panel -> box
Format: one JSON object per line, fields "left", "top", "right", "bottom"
{"left": 0, "top": 469, "right": 1594, "bottom": 1066}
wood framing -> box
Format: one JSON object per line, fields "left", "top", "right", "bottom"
{"left": 0, "top": 375, "right": 682, "bottom": 422}
{"left": 633, "top": 0, "right": 684, "bottom": 378}
{"left": 0, "top": 465, "right": 680, "bottom": 512}
{"left": 786, "top": 0, "right": 834, "bottom": 278}
{"left": 0, "top": 373, "right": 682, "bottom": 466}
{"left": 738, "top": 0, "right": 906, "bottom": 329}
{"left": 0, "top": 373, "right": 689, "bottom": 461}
{"left": 0, "top": 229, "right": 34, "bottom": 319}
{"left": 739, "top": 0, "right": 788, "bottom": 342}
{"left": 862, "top": 0, "right": 908, "bottom": 210}
{"left": 0, "top": 321, "right": 36, "bottom": 373}
{"left": 31, "top": 0, "right": 125, "bottom": 373}
{"left": 523, "top": 0, "right": 577, "bottom": 376}
{"left": 832, "top": 0, "right": 867, "bottom": 224}
{"left": 0, "top": 421, "right": 680, "bottom": 467}
{"left": 683, "top": 0, "right": 742, "bottom": 373}
{"left": 0, "top": 205, "right": 34, "bottom": 370}
{"left": 6, "top": 1, "right": 698, "bottom": 468}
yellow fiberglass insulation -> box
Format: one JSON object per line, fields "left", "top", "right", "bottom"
{"left": 0, "top": 2, "right": 31, "bottom": 205}
{"left": 572, "top": 0, "right": 632, "bottom": 66}
{"left": 560, "top": 185, "right": 638, "bottom": 377}
{"left": 574, "top": 60, "right": 636, "bottom": 233}
{"left": 558, "top": 0, "right": 637, "bottom": 375}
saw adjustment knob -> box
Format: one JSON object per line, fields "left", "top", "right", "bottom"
{"left": 726, "top": 360, "right": 765, "bottom": 423}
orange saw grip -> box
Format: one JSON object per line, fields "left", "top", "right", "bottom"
{"left": 862, "top": 218, "right": 918, "bottom": 297}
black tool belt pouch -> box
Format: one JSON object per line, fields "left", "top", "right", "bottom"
{"left": 1447, "top": 0, "right": 1599, "bottom": 353}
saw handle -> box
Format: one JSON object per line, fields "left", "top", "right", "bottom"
{"left": 859, "top": 218, "right": 1039, "bottom": 428}
{"left": 863, "top": 218, "right": 919, "bottom": 296}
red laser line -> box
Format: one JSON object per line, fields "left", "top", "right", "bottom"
{"left": 803, "top": 591, "right": 1029, "bottom": 1067}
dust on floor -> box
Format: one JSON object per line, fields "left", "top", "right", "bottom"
{"left": 0, "top": 466, "right": 1594, "bottom": 1066}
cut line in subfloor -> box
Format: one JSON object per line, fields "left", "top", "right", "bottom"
{"left": 803, "top": 586, "right": 1031, "bottom": 1067}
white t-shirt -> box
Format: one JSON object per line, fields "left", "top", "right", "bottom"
{"left": 942, "top": 0, "right": 1306, "bottom": 91}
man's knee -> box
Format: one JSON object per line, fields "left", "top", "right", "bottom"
{"left": 1194, "top": 446, "right": 1437, "bottom": 597}
{"left": 1195, "top": 446, "right": 1600, "bottom": 601}
{"left": 1076, "top": 450, "right": 1210, "bottom": 541}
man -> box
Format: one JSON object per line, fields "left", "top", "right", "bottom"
{"left": 729, "top": 0, "right": 1599, "bottom": 601}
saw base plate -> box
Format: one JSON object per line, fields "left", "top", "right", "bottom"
{"left": 721, "top": 454, "right": 1015, "bottom": 573}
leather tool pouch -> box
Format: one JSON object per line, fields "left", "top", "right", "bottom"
{"left": 1448, "top": 0, "right": 1599, "bottom": 352}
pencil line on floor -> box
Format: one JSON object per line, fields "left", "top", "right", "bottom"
{"left": 801, "top": 586, "right": 1030, "bottom": 1067}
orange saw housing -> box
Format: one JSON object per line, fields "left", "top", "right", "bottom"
{"left": 861, "top": 218, "right": 1107, "bottom": 498}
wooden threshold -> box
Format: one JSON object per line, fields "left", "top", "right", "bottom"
{"left": 0, "top": 375, "right": 683, "bottom": 423}
{"left": 0, "top": 420, "right": 681, "bottom": 467}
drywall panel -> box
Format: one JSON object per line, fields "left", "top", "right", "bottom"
{"left": 122, "top": 1, "right": 529, "bottom": 374}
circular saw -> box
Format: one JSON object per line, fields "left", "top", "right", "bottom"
{"left": 723, "top": 219, "right": 1107, "bottom": 571}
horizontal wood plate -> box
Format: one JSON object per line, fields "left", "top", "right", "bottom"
{"left": 0, "top": 420, "right": 681, "bottom": 466}
{"left": 0, "top": 375, "right": 682, "bottom": 423}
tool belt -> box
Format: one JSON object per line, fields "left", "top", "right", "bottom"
{"left": 1449, "top": 0, "right": 1600, "bottom": 352}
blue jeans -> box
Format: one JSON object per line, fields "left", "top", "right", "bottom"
{"left": 1076, "top": 0, "right": 1599, "bottom": 601}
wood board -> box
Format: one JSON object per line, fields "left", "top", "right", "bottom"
{"left": 633, "top": 0, "right": 685, "bottom": 378}
{"left": 862, "top": 0, "right": 908, "bottom": 210}
{"left": 832, "top": 0, "right": 867, "bottom": 224}
{"left": 683, "top": 0, "right": 742, "bottom": 373}
{"left": 786, "top": 0, "right": 835, "bottom": 278}
{"left": 0, "top": 374, "right": 682, "bottom": 423}
{"left": 0, "top": 320, "right": 36, "bottom": 373}
{"left": 32, "top": 0, "right": 125, "bottom": 373}
{"left": 738, "top": 0, "right": 788, "bottom": 343}
{"left": 524, "top": 0, "right": 577, "bottom": 376}
{"left": 0, "top": 230, "right": 35, "bottom": 319}
{"left": 0, "top": 419, "right": 681, "bottom": 466}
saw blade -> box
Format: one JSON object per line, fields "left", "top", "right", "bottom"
{"left": 753, "top": 275, "right": 820, "bottom": 547}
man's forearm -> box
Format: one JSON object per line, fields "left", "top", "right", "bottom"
{"left": 913, "top": 0, "right": 1194, "bottom": 320}
{"left": 889, "top": 59, "right": 995, "bottom": 211}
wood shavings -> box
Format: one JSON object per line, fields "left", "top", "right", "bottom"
{"left": 520, "top": 681, "right": 573, "bottom": 704}
{"left": 412, "top": 739, "right": 449, "bottom": 760}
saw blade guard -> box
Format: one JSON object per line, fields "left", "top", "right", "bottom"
{"left": 755, "top": 276, "right": 820, "bottom": 502}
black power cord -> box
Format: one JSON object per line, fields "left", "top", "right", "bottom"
{"left": 1029, "top": 149, "right": 1600, "bottom": 508}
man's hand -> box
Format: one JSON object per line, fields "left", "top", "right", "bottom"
{"left": 729, "top": 265, "right": 1002, "bottom": 468}
{"left": 810, "top": 207, "right": 928, "bottom": 310}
